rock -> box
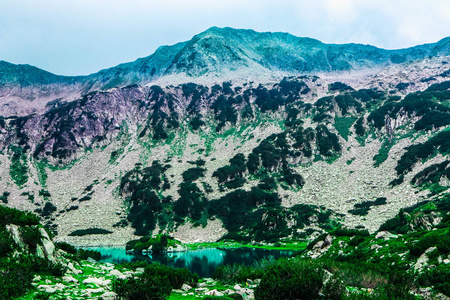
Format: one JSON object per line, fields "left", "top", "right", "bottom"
{"left": 414, "top": 247, "right": 436, "bottom": 271}
{"left": 324, "top": 235, "right": 332, "bottom": 246}
{"left": 253, "top": 279, "right": 261, "bottom": 284}
{"left": 33, "top": 275, "right": 42, "bottom": 282}
{"left": 135, "top": 267, "right": 145, "bottom": 273}
{"left": 63, "top": 275, "right": 78, "bottom": 283}
{"left": 83, "top": 288, "right": 105, "bottom": 297}
{"left": 443, "top": 259, "right": 450, "bottom": 264}
{"left": 181, "top": 283, "right": 192, "bottom": 291}
{"left": 195, "top": 287, "right": 208, "bottom": 293}
{"left": 83, "top": 277, "right": 111, "bottom": 287}
{"left": 371, "top": 244, "right": 382, "bottom": 251}
{"left": 233, "top": 284, "right": 242, "bottom": 290}
{"left": 37, "top": 285, "right": 56, "bottom": 293}
{"left": 109, "top": 269, "right": 124, "bottom": 277}
{"left": 197, "top": 282, "right": 208, "bottom": 287}
{"left": 375, "top": 231, "right": 395, "bottom": 240}
{"left": 6, "top": 225, "right": 25, "bottom": 248}
{"left": 67, "top": 262, "right": 82, "bottom": 275}
{"left": 206, "top": 289, "right": 224, "bottom": 296}
{"left": 322, "top": 269, "right": 333, "bottom": 285}
{"left": 223, "top": 289, "right": 235, "bottom": 294}
{"left": 38, "top": 227, "right": 56, "bottom": 261}
{"left": 101, "top": 291, "right": 118, "bottom": 299}
{"left": 87, "top": 257, "right": 98, "bottom": 263}
{"left": 313, "top": 241, "right": 324, "bottom": 249}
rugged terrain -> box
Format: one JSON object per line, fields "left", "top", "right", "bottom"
{"left": 0, "top": 27, "right": 450, "bottom": 247}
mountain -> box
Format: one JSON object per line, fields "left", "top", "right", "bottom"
{"left": 2, "top": 27, "right": 450, "bottom": 116}
{"left": 0, "top": 27, "right": 450, "bottom": 251}
{"left": 89, "top": 27, "right": 450, "bottom": 87}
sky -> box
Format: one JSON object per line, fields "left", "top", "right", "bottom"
{"left": 1, "top": 0, "right": 449, "bottom": 76}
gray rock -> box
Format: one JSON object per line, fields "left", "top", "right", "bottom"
{"left": 206, "top": 289, "right": 224, "bottom": 296}
{"left": 181, "top": 283, "right": 192, "bottom": 291}
{"left": 109, "top": 269, "right": 124, "bottom": 277}
{"left": 101, "top": 291, "right": 118, "bottom": 299}
{"left": 324, "top": 235, "right": 332, "bottom": 246}
{"left": 37, "top": 285, "right": 56, "bottom": 293}
{"left": 63, "top": 275, "right": 78, "bottom": 283}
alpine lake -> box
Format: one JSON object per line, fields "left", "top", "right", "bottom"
{"left": 84, "top": 246, "right": 296, "bottom": 277}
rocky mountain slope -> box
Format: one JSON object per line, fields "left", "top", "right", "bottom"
{"left": 2, "top": 27, "right": 450, "bottom": 116}
{"left": 0, "top": 28, "right": 450, "bottom": 247}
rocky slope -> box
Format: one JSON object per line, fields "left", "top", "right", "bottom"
{"left": 0, "top": 28, "right": 450, "bottom": 247}
{"left": 2, "top": 27, "right": 450, "bottom": 116}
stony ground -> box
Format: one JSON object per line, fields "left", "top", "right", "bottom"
{"left": 23, "top": 255, "right": 257, "bottom": 300}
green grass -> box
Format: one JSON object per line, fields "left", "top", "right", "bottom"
{"left": 334, "top": 117, "right": 357, "bottom": 141}
{"left": 9, "top": 145, "right": 29, "bottom": 187}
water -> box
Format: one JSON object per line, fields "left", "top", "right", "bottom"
{"left": 86, "top": 246, "right": 295, "bottom": 277}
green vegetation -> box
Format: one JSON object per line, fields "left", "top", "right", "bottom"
{"left": 0, "top": 205, "right": 39, "bottom": 226}
{"left": 113, "top": 263, "right": 198, "bottom": 300}
{"left": 68, "top": 228, "right": 113, "bottom": 236}
{"left": 395, "top": 130, "right": 450, "bottom": 176}
{"left": 373, "top": 139, "right": 394, "bottom": 167}
{"left": 334, "top": 117, "right": 357, "bottom": 141}
{"left": 126, "top": 234, "right": 182, "bottom": 253}
{"left": 9, "top": 144, "right": 29, "bottom": 187}
{"left": 348, "top": 197, "right": 387, "bottom": 216}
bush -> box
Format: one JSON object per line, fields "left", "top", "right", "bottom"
{"left": 68, "top": 228, "right": 113, "bottom": 236}
{"left": 255, "top": 258, "right": 324, "bottom": 300}
{"left": 76, "top": 248, "right": 102, "bottom": 261}
{"left": 113, "top": 263, "right": 198, "bottom": 300}
{"left": 0, "top": 205, "right": 39, "bottom": 226}
{"left": 213, "top": 263, "right": 264, "bottom": 284}
{"left": 19, "top": 226, "right": 42, "bottom": 252}
{"left": 0, "top": 226, "right": 14, "bottom": 257}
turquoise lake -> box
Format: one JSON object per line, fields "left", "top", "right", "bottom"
{"left": 86, "top": 247, "right": 295, "bottom": 277}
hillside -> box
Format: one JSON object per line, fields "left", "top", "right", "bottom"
{"left": 0, "top": 53, "right": 449, "bottom": 247}
{"left": 2, "top": 27, "right": 450, "bottom": 117}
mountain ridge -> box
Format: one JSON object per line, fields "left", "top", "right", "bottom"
{"left": 1, "top": 27, "right": 450, "bottom": 87}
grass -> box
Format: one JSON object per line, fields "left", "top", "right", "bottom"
{"left": 334, "top": 117, "right": 357, "bottom": 141}
{"left": 186, "top": 240, "right": 308, "bottom": 251}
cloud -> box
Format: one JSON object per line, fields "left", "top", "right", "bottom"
{"left": 0, "top": 0, "right": 449, "bottom": 75}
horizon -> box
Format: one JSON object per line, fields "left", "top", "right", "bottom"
{"left": 1, "top": 0, "right": 449, "bottom": 76}
{"left": 2, "top": 26, "right": 450, "bottom": 78}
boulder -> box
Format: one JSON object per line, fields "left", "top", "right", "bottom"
{"left": 206, "top": 289, "right": 224, "bottom": 297}
{"left": 37, "top": 285, "right": 56, "bottom": 293}
{"left": 375, "top": 231, "right": 395, "bottom": 240}
{"left": 371, "top": 244, "right": 382, "bottom": 251}
{"left": 63, "top": 275, "right": 78, "bottom": 283}
{"left": 38, "top": 227, "right": 56, "bottom": 261}
{"left": 83, "top": 288, "right": 105, "bottom": 297}
{"left": 181, "top": 283, "right": 192, "bottom": 291}
{"left": 101, "top": 291, "right": 118, "bottom": 300}
{"left": 324, "top": 235, "right": 332, "bottom": 246}
{"left": 83, "top": 277, "right": 111, "bottom": 287}
{"left": 109, "top": 269, "right": 124, "bottom": 277}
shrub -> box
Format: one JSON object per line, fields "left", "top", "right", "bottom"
{"left": 19, "top": 226, "right": 42, "bottom": 252}
{"left": 68, "top": 228, "right": 113, "bottom": 236}
{"left": 113, "top": 263, "right": 197, "bottom": 300}
{"left": 255, "top": 258, "right": 324, "bottom": 300}
{"left": 213, "top": 263, "right": 264, "bottom": 284}
{"left": 76, "top": 249, "right": 102, "bottom": 261}
{"left": 0, "top": 226, "right": 14, "bottom": 257}
{"left": 0, "top": 205, "right": 39, "bottom": 226}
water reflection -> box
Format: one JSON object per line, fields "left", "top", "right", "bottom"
{"left": 86, "top": 247, "right": 294, "bottom": 277}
